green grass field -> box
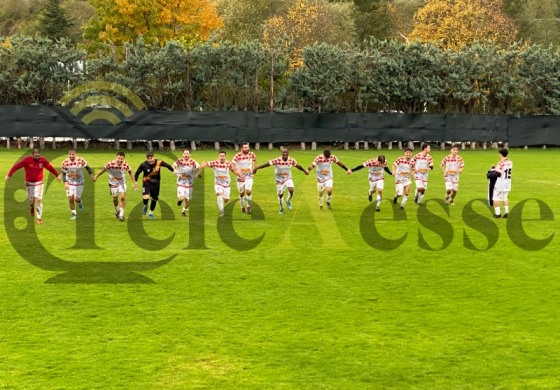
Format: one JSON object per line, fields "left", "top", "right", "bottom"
{"left": 0, "top": 146, "right": 559, "bottom": 389}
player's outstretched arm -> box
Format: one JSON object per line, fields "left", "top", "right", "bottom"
{"left": 85, "top": 165, "right": 95, "bottom": 179}
{"left": 6, "top": 160, "right": 25, "bottom": 180}
{"left": 162, "top": 160, "right": 175, "bottom": 172}
{"left": 253, "top": 162, "right": 271, "bottom": 173}
{"left": 231, "top": 166, "right": 243, "bottom": 180}
{"left": 195, "top": 162, "right": 209, "bottom": 178}
{"left": 336, "top": 161, "right": 351, "bottom": 174}
{"left": 45, "top": 160, "right": 59, "bottom": 178}
{"left": 351, "top": 164, "right": 364, "bottom": 172}
{"left": 128, "top": 170, "right": 138, "bottom": 190}
{"left": 384, "top": 166, "right": 392, "bottom": 175}
{"left": 92, "top": 167, "right": 107, "bottom": 182}
{"left": 295, "top": 164, "right": 308, "bottom": 175}
{"left": 134, "top": 164, "right": 143, "bottom": 182}
{"left": 92, "top": 169, "right": 103, "bottom": 182}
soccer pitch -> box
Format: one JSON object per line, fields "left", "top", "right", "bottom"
{"left": 0, "top": 147, "right": 559, "bottom": 388}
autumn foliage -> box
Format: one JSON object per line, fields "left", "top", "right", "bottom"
{"left": 262, "top": 0, "right": 355, "bottom": 68}
{"left": 410, "top": 0, "right": 518, "bottom": 50}
{"left": 85, "top": 0, "right": 223, "bottom": 47}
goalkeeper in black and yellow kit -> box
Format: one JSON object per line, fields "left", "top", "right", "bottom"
{"left": 134, "top": 151, "right": 175, "bottom": 219}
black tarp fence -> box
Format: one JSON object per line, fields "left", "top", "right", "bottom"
{"left": 0, "top": 106, "right": 559, "bottom": 147}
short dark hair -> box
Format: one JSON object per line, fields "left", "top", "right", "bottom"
{"left": 146, "top": 151, "right": 154, "bottom": 157}
{"left": 499, "top": 148, "right": 508, "bottom": 157}
{"left": 323, "top": 149, "right": 331, "bottom": 158}
{"left": 117, "top": 151, "right": 125, "bottom": 157}
{"left": 377, "top": 155, "right": 386, "bottom": 163}
{"left": 405, "top": 147, "right": 412, "bottom": 152}
{"left": 421, "top": 143, "right": 431, "bottom": 151}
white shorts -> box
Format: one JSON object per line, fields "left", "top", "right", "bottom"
{"left": 395, "top": 180, "right": 411, "bottom": 196}
{"left": 317, "top": 179, "right": 333, "bottom": 192}
{"left": 369, "top": 180, "right": 384, "bottom": 192}
{"left": 493, "top": 191, "right": 509, "bottom": 202}
{"left": 445, "top": 181, "right": 458, "bottom": 191}
{"left": 276, "top": 179, "right": 294, "bottom": 194}
{"left": 26, "top": 182, "right": 44, "bottom": 200}
{"left": 215, "top": 184, "right": 231, "bottom": 200}
{"left": 177, "top": 185, "right": 193, "bottom": 200}
{"left": 109, "top": 183, "right": 126, "bottom": 197}
{"left": 66, "top": 184, "right": 84, "bottom": 198}
{"left": 237, "top": 178, "right": 253, "bottom": 193}
{"left": 415, "top": 179, "right": 428, "bottom": 190}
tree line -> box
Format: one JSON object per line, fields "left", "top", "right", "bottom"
{"left": 1, "top": 35, "right": 560, "bottom": 115}
{"left": 3, "top": 0, "right": 560, "bottom": 49}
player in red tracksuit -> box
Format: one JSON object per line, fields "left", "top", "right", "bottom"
{"left": 5, "top": 149, "right": 61, "bottom": 224}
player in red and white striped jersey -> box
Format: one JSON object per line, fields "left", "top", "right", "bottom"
{"left": 440, "top": 145, "right": 464, "bottom": 205}
{"left": 173, "top": 150, "right": 200, "bottom": 216}
{"left": 93, "top": 151, "right": 138, "bottom": 222}
{"left": 411, "top": 143, "right": 434, "bottom": 205}
{"left": 307, "top": 149, "right": 351, "bottom": 210}
{"left": 5, "top": 148, "right": 61, "bottom": 224}
{"left": 351, "top": 155, "right": 392, "bottom": 211}
{"left": 253, "top": 148, "right": 308, "bottom": 214}
{"left": 199, "top": 151, "right": 243, "bottom": 217}
{"left": 233, "top": 143, "right": 257, "bottom": 214}
{"left": 61, "top": 149, "right": 94, "bottom": 220}
{"left": 392, "top": 148, "right": 414, "bottom": 209}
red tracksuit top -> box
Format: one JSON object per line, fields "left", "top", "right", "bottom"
{"left": 7, "top": 156, "right": 59, "bottom": 183}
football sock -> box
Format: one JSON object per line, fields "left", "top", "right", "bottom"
{"left": 401, "top": 196, "right": 408, "bottom": 206}
{"left": 143, "top": 198, "right": 149, "bottom": 206}
{"left": 217, "top": 196, "right": 224, "bottom": 212}
{"left": 376, "top": 195, "right": 381, "bottom": 206}
{"left": 495, "top": 207, "right": 501, "bottom": 215}
{"left": 504, "top": 206, "right": 509, "bottom": 214}
{"left": 150, "top": 200, "right": 157, "bottom": 211}
{"left": 36, "top": 205, "right": 43, "bottom": 219}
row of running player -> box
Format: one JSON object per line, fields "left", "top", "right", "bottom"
{"left": 3, "top": 143, "right": 512, "bottom": 224}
